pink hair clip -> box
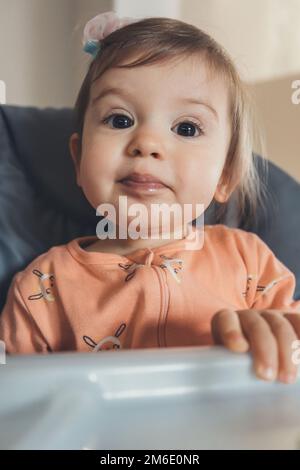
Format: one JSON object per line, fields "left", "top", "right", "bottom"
{"left": 82, "top": 10, "right": 139, "bottom": 58}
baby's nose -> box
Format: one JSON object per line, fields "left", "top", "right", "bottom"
{"left": 127, "top": 130, "right": 166, "bottom": 159}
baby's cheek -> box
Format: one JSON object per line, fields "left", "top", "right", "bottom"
{"left": 179, "top": 177, "right": 216, "bottom": 208}
{"left": 78, "top": 167, "right": 108, "bottom": 208}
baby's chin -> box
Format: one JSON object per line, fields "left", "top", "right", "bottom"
{"left": 88, "top": 191, "right": 205, "bottom": 233}
{"left": 96, "top": 214, "right": 192, "bottom": 240}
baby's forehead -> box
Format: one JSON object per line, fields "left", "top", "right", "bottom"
{"left": 90, "top": 55, "right": 228, "bottom": 106}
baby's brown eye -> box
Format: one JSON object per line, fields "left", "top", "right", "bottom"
{"left": 174, "top": 121, "right": 203, "bottom": 137}
{"left": 102, "top": 114, "right": 204, "bottom": 137}
{"left": 103, "top": 114, "right": 133, "bottom": 128}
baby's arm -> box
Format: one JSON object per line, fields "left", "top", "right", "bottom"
{"left": 211, "top": 232, "right": 300, "bottom": 383}
{"left": 0, "top": 273, "right": 51, "bottom": 354}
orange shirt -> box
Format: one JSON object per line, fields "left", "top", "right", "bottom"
{"left": 0, "top": 224, "right": 299, "bottom": 354}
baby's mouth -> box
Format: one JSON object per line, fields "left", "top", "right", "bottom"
{"left": 118, "top": 172, "right": 170, "bottom": 193}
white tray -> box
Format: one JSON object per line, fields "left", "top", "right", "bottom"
{"left": 0, "top": 346, "right": 300, "bottom": 450}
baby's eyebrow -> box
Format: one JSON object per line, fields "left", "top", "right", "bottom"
{"left": 92, "top": 87, "right": 135, "bottom": 106}
{"left": 92, "top": 86, "right": 218, "bottom": 121}
{"left": 178, "top": 96, "right": 218, "bottom": 120}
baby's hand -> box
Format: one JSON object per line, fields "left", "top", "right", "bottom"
{"left": 211, "top": 309, "right": 300, "bottom": 383}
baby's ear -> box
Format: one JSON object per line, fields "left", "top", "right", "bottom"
{"left": 69, "top": 133, "right": 81, "bottom": 187}
{"left": 214, "top": 180, "right": 230, "bottom": 203}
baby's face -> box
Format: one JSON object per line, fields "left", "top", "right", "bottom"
{"left": 70, "top": 56, "right": 231, "bottom": 233}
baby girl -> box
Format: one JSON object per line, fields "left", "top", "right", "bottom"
{"left": 1, "top": 11, "right": 299, "bottom": 384}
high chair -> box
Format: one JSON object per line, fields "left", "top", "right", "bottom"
{"left": 0, "top": 104, "right": 300, "bottom": 449}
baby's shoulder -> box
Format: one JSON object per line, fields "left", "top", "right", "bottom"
{"left": 13, "top": 242, "right": 72, "bottom": 291}
{"left": 205, "top": 223, "right": 261, "bottom": 243}
{"left": 204, "top": 224, "right": 267, "bottom": 258}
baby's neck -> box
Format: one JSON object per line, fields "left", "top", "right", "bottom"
{"left": 84, "top": 227, "right": 189, "bottom": 256}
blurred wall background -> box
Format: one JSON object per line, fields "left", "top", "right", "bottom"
{"left": 0, "top": 0, "right": 299, "bottom": 181}
{"left": 180, "top": 0, "right": 300, "bottom": 183}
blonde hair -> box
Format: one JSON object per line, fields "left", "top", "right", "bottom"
{"left": 74, "top": 16, "right": 268, "bottom": 225}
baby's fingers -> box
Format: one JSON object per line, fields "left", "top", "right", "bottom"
{"left": 261, "top": 311, "right": 298, "bottom": 384}
{"left": 284, "top": 313, "right": 300, "bottom": 339}
{"left": 211, "top": 309, "right": 249, "bottom": 352}
{"left": 239, "top": 311, "right": 278, "bottom": 381}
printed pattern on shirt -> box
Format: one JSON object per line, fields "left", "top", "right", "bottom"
{"left": 27, "top": 269, "right": 56, "bottom": 302}
{"left": 243, "top": 272, "right": 291, "bottom": 301}
{"left": 118, "top": 262, "right": 143, "bottom": 281}
{"left": 118, "top": 254, "right": 184, "bottom": 283}
{"left": 83, "top": 322, "right": 127, "bottom": 352}
{"left": 159, "top": 255, "right": 183, "bottom": 284}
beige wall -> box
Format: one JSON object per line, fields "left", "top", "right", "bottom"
{"left": 0, "top": 0, "right": 75, "bottom": 107}
{"left": 71, "top": 0, "right": 113, "bottom": 104}
{"left": 250, "top": 76, "right": 300, "bottom": 182}
{"left": 0, "top": 0, "right": 299, "bottom": 180}
{"left": 0, "top": 0, "right": 112, "bottom": 108}
{"left": 180, "top": 0, "right": 300, "bottom": 83}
